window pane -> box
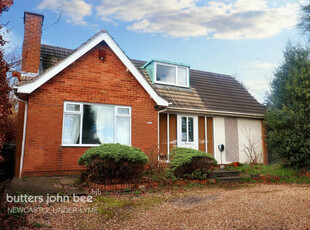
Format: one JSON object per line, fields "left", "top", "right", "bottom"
{"left": 96, "top": 105, "right": 114, "bottom": 144}
{"left": 82, "top": 105, "right": 101, "bottom": 144}
{"left": 177, "top": 67, "right": 187, "bottom": 86}
{"left": 182, "top": 117, "right": 187, "bottom": 141}
{"left": 82, "top": 105, "right": 114, "bottom": 144}
{"left": 63, "top": 114, "right": 80, "bottom": 144}
{"left": 156, "top": 64, "right": 176, "bottom": 84}
{"left": 188, "top": 117, "right": 194, "bottom": 142}
{"left": 66, "top": 103, "right": 80, "bottom": 112}
{"left": 117, "top": 107, "right": 129, "bottom": 115}
{"left": 116, "top": 117, "right": 130, "bottom": 145}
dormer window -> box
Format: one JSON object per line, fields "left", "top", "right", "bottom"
{"left": 143, "top": 59, "right": 190, "bottom": 88}
{"left": 156, "top": 63, "right": 189, "bottom": 87}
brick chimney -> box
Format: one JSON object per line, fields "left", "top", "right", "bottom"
{"left": 21, "top": 12, "right": 44, "bottom": 76}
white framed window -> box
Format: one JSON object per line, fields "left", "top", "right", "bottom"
{"left": 181, "top": 116, "right": 194, "bottom": 142}
{"left": 155, "top": 62, "right": 189, "bottom": 87}
{"left": 62, "top": 101, "right": 131, "bottom": 147}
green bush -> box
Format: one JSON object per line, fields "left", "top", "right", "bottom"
{"left": 169, "top": 148, "right": 217, "bottom": 179}
{"left": 79, "top": 143, "right": 148, "bottom": 184}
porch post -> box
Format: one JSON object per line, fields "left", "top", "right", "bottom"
{"left": 167, "top": 113, "right": 170, "bottom": 160}
{"left": 205, "top": 116, "right": 207, "bottom": 153}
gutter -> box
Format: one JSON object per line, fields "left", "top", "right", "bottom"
{"left": 166, "top": 107, "right": 265, "bottom": 119}
{"left": 158, "top": 107, "right": 168, "bottom": 113}
{"left": 14, "top": 95, "right": 28, "bottom": 178}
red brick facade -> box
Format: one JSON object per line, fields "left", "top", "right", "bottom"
{"left": 16, "top": 44, "right": 159, "bottom": 176}
{"left": 21, "top": 12, "right": 44, "bottom": 73}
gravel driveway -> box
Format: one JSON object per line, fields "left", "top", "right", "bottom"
{"left": 107, "top": 184, "right": 310, "bottom": 230}
{"left": 20, "top": 184, "right": 310, "bottom": 229}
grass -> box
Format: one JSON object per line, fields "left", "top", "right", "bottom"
{"left": 93, "top": 193, "right": 172, "bottom": 220}
{"left": 231, "top": 164, "right": 310, "bottom": 184}
{"left": 235, "top": 164, "right": 300, "bottom": 177}
{"left": 94, "top": 196, "right": 133, "bottom": 219}
{"left": 32, "top": 222, "right": 45, "bottom": 228}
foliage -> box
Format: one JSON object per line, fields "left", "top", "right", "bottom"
{"left": 234, "top": 163, "right": 301, "bottom": 177}
{"left": 169, "top": 147, "right": 217, "bottom": 179}
{"left": 79, "top": 143, "right": 148, "bottom": 184}
{"left": 79, "top": 143, "right": 148, "bottom": 165}
{"left": 0, "top": 1, "right": 13, "bottom": 151}
{"left": 232, "top": 164, "right": 310, "bottom": 184}
{"left": 265, "top": 44, "right": 310, "bottom": 169}
{"left": 298, "top": 3, "right": 310, "bottom": 41}
{"left": 144, "top": 168, "right": 177, "bottom": 183}
{"left": 183, "top": 170, "right": 207, "bottom": 180}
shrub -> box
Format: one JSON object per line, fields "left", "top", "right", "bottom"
{"left": 169, "top": 147, "right": 217, "bottom": 179}
{"left": 79, "top": 143, "right": 148, "bottom": 184}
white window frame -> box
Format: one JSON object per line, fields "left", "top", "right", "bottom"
{"left": 154, "top": 62, "right": 189, "bottom": 87}
{"left": 62, "top": 101, "right": 131, "bottom": 147}
{"left": 181, "top": 116, "right": 195, "bottom": 143}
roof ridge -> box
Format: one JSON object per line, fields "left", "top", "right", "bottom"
{"left": 41, "top": 44, "right": 74, "bottom": 52}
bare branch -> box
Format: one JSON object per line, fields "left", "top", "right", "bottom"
{"left": 43, "top": 10, "right": 62, "bottom": 31}
{"left": 241, "top": 126, "right": 262, "bottom": 165}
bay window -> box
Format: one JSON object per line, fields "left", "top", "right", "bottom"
{"left": 62, "top": 101, "right": 131, "bottom": 146}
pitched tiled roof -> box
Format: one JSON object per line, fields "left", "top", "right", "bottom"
{"left": 40, "top": 44, "right": 73, "bottom": 70}
{"left": 131, "top": 60, "right": 265, "bottom": 115}
{"left": 38, "top": 44, "right": 264, "bottom": 116}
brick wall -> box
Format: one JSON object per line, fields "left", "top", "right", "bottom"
{"left": 21, "top": 12, "right": 44, "bottom": 74}
{"left": 18, "top": 43, "right": 158, "bottom": 176}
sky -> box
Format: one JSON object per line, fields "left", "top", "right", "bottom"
{"left": 1, "top": 0, "right": 307, "bottom": 103}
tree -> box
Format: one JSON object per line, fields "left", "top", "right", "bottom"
{"left": 298, "top": 3, "right": 310, "bottom": 41}
{"left": 265, "top": 44, "right": 310, "bottom": 169}
{"left": 0, "top": 0, "right": 13, "bottom": 151}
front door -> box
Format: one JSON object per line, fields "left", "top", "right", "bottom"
{"left": 177, "top": 115, "right": 198, "bottom": 149}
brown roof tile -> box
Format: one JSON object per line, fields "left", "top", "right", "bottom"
{"left": 131, "top": 59, "right": 265, "bottom": 115}
{"left": 40, "top": 44, "right": 73, "bottom": 70}
{"left": 33, "top": 45, "right": 264, "bottom": 115}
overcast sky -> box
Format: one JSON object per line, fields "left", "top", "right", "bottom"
{"left": 2, "top": 0, "right": 307, "bottom": 103}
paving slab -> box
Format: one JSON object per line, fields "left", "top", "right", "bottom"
{"left": 5, "top": 175, "right": 84, "bottom": 196}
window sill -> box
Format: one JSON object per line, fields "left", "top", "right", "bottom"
{"left": 61, "top": 144, "right": 100, "bottom": 148}
{"left": 61, "top": 144, "right": 132, "bottom": 147}
{"left": 154, "top": 81, "right": 189, "bottom": 88}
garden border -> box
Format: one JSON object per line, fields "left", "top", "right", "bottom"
{"left": 88, "top": 179, "right": 216, "bottom": 191}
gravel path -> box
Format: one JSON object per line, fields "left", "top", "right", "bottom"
{"left": 107, "top": 184, "right": 310, "bottom": 230}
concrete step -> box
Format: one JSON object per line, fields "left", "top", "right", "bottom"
{"left": 216, "top": 176, "right": 243, "bottom": 183}
{"left": 208, "top": 170, "right": 241, "bottom": 179}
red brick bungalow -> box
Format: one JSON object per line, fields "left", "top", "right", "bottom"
{"left": 14, "top": 12, "right": 267, "bottom": 178}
